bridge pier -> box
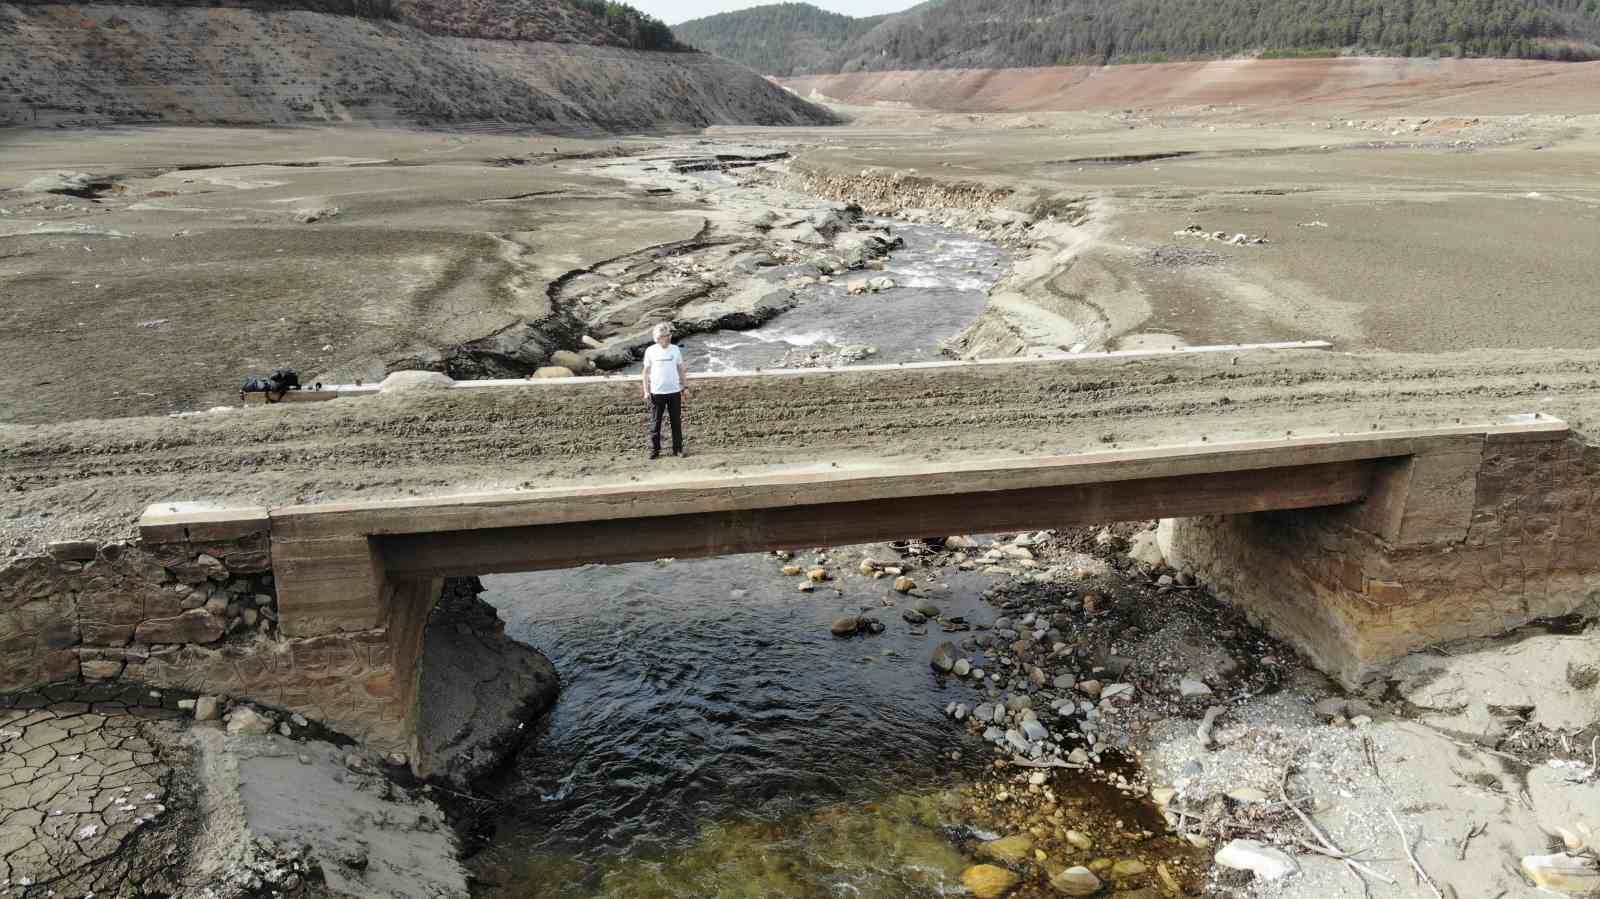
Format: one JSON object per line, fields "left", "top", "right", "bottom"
{"left": 1164, "top": 428, "right": 1600, "bottom": 685}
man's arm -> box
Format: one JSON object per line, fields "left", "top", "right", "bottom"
{"left": 677, "top": 354, "right": 688, "bottom": 394}
{"left": 641, "top": 357, "right": 652, "bottom": 398}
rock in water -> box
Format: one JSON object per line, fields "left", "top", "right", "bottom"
{"left": 893, "top": 575, "right": 916, "bottom": 593}
{"left": 930, "top": 641, "right": 958, "bottom": 672}
{"left": 1215, "top": 839, "right": 1299, "bottom": 881}
{"left": 961, "top": 864, "right": 1020, "bottom": 899}
{"left": 953, "top": 659, "right": 972, "bottom": 677}
{"left": 913, "top": 599, "right": 940, "bottom": 617}
{"left": 902, "top": 609, "right": 927, "bottom": 625}
{"left": 830, "top": 616, "right": 859, "bottom": 637}
{"left": 975, "top": 833, "right": 1033, "bottom": 864}
{"left": 1050, "top": 866, "right": 1103, "bottom": 896}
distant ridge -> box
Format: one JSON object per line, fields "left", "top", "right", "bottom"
{"left": 676, "top": 0, "right": 1600, "bottom": 76}
{"left": 672, "top": 2, "right": 887, "bottom": 76}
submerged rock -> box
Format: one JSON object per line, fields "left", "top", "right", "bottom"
{"left": 1050, "top": 865, "right": 1102, "bottom": 896}
{"left": 961, "top": 864, "right": 1020, "bottom": 899}
{"left": 830, "top": 616, "right": 860, "bottom": 637}
{"left": 930, "top": 641, "right": 958, "bottom": 672}
{"left": 975, "top": 833, "right": 1033, "bottom": 864}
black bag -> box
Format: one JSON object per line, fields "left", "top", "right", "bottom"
{"left": 269, "top": 368, "right": 302, "bottom": 391}
{"left": 240, "top": 377, "right": 276, "bottom": 393}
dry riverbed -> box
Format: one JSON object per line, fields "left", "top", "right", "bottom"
{"left": 772, "top": 526, "right": 1600, "bottom": 899}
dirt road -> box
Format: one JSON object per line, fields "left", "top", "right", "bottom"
{"left": 7, "top": 347, "right": 1600, "bottom": 565}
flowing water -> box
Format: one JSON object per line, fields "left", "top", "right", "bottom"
{"left": 676, "top": 222, "right": 1004, "bottom": 373}
{"left": 468, "top": 222, "right": 1011, "bottom": 898}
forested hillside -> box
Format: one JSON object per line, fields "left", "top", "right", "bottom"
{"left": 673, "top": 2, "right": 886, "bottom": 75}
{"left": 681, "top": 0, "right": 1600, "bottom": 75}
{"left": 8, "top": 0, "right": 688, "bottom": 49}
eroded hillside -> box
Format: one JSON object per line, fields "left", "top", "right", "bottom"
{"left": 0, "top": 1, "right": 831, "bottom": 129}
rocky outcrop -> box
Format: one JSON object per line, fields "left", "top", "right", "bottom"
{"left": 413, "top": 579, "right": 558, "bottom": 787}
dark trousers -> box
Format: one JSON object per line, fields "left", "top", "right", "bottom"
{"left": 649, "top": 391, "right": 683, "bottom": 454}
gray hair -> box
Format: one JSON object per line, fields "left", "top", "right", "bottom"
{"left": 652, "top": 322, "right": 673, "bottom": 339}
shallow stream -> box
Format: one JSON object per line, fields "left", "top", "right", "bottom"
{"left": 469, "top": 214, "right": 1014, "bottom": 897}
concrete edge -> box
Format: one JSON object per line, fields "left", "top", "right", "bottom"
{"left": 190, "top": 414, "right": 1564, "bottom": 540}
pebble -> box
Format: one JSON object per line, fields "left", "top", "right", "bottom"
{"left": 1178, "top": 676, "right": 1213, "bottom": 697}
{"left": 953, "top": 659, "right": 972, "bottom": 677}
{"left": 1065, "top": 829, "right": 1093, "bottom": 850}
{"left": 1021, "top": 719, "right": 1049, "bottom": 742}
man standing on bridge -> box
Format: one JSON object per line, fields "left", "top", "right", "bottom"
{"left": 642, "top": 322, "right": 688, "bottom": 459}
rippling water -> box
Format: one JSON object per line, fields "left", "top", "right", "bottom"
{"left": 468, "top": 220, "right": 1010, "bottom": 897}
{"left": 682, "top": 222, "right": 1006, "bottom": 373}
{"left": 471, "top": 551, "right": 1009, "bottom": 898}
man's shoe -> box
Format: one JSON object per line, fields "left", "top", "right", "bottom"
{"left": 649, "top": 450, "right": 660, "bottom": 460}
{"left": 673, "top": 449, "right": 686, "bottom": 458}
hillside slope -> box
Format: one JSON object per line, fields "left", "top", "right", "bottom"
{"left": 672, "top": 2, "right": 885, "bottom": 77}
{"left": 0, "top": 2, "right": 832, "bottom": 130}
{"left": 826, "top": 0, "right": 1600, "bottom": 70}
{"left": 677, "top": 0, "right": 1600, "bottom": 76}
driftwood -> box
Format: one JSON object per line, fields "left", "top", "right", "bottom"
{"left": 1388, "top": 807, "right": 1446, "bottom": 899}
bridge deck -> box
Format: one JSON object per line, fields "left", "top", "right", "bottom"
{"left": 138, "top": 415, "right": 1565, "bottom": 629}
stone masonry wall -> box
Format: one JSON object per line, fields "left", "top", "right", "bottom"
{"left": 1168, "top": 433, "right": 1600, "bottom": 686}
{"left": 0, "top": 533, "right": 407, "bottom": 750}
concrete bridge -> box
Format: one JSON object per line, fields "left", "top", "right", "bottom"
{"left": 127, "top": 410, "right": 1584, "bottom": 769}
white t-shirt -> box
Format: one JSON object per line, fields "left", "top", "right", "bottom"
{"left": 644, "top": 342, "right": 684, "bottom": 394}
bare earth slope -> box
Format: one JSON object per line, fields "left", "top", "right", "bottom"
{"left": 7, "top": 348, "right": 1600, "bottom": 564}
{"left": 0, "top": 3, "right": 830, "bottom": 130}
{"left": 785, "top": 57, "right": 1600, "bottom": 116}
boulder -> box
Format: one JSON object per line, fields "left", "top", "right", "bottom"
{"left": 961, "top": 864, "right": 1020, "bottom": 899}
{"left": 532, "top": 366, "right": 574, "bottom": 378}
{"left": 549, "top": 350, "right": 592, "bottom": 373}
{"left": 1050, "top": 866, "right": 1102, "bottom": 896}
{"left": 590, "top": 346, "right": 636, "bottom": 371}
{"left": 225, "top": 706, "right": 274, "bottom": 735}
{"left": 1215, "top": 839, "right": 1298, "bottom": 881}
{"left": 380, "top": 370, "right": 455, "bottom": 392}
{"left": 1126, "top": 527, "right": 1166, "bottom": 569}
{"left": 930, "top": 641, "right": 958, "bottom": 673}
{"left": 194, "top": 696, "right": 220, "bottom": 721}
{"left": 830, "top": 616, "right": 860, "bottom": 637}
